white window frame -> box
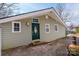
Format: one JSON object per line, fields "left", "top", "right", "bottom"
{"left": 12, "top": 21, "right": 21, "bottom": 33}
{"left": 54, "top": 24, "right": 58, "bottom": 32}
{"left": 45, "top": 24, "right": 50, "bottom": 33}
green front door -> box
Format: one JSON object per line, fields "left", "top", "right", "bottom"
{"left": 32, "top": 23, "right": 40, "bottom": 40}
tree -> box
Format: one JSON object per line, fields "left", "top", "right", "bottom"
{"left": 62, "top": 11, "right": 73, "bottom": 22}
{"left": 56, "top": 3, "right": 73, "bottom": 22}
{"left": 56, "top": 3, "right": 65, "bottom": 18}
{"left": 0, "top": 3, "right": 17, "bottom": 18}
{"left": 70, "top": 23, "right": 74, "bottom": 30}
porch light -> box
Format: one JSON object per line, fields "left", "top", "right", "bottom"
{"left": 26, "top": 21, "right": 30, "bottom": 26}
{"left": 45, "top": 15, "right": 49, "bottom": 19}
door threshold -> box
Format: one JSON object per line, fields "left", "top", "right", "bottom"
{"left": 32, "top": 39, "right": 40, "bottom": 42}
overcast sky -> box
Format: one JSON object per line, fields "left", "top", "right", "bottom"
{"left": 16, "top": 3, "right": 79, "bottom": 26}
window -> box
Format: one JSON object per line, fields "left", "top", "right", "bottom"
{"left": 33, "top": 18, "right": 38, "bottom": 23}
{"left": 12, "top": 22, "right": 21, "bottom": 33}
{"left": 54, "top": 24, "right": 58, "bottom": 32}
{"left": 45, "top": 24, "right": 50, "bottom": 33}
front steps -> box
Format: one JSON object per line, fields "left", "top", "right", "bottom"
{"left": 32, "top": 41, "right": 48, "bottom": 46}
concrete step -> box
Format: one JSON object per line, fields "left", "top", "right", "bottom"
{"left": 32, "top": 41, "right": 48, "bottom": 45}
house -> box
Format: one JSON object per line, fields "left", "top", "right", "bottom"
{"left": 0, "top": 7, "right": 66, "bottom": 50}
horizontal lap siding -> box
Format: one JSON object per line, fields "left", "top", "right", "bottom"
{"left": 1, "top": 19, "right": 32, "bottom": 49}
{"left": 39, "top": 16, "right": 65, "bottom": 42}
{"left": 1, "top": 15, "right": 66, "bottom": 49}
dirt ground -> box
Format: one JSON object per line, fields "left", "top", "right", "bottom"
{"left": 2, "top": 37, "right": 74, "bottom": 56}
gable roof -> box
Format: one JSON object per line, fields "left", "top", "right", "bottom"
{"left": 0, "top": 7, "right": 66, "bottom": 27}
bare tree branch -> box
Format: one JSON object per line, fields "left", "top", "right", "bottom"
{"left": 56, "top": 3, "right": 72, "bottom": 22}
{"left": 56, "top": 3, "right": 65, "bottom": 17}
{"left": 0, "top": 3, "right": 17, "bottom": 18}
{"left": 0, "top": 3, "right": 5, "bottom": 10}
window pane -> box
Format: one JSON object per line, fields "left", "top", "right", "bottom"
{"left": 33, "top": 19, "right": 38, "bottom": 22}
{"left": 14, "top": 23, "right": 19, "bottom": 28}
{"left": 46, "top": 25, "right": 49, "bottom": 27}
{"left": 46, "top": 28, "right": 49, "bottom": 32}
{"left": 14, "top": 23, "right": 20, "bottom": 31}
{"left": 14, "top": 28, "right": 19, "bottom": 31}
{"left": 55, "top": 25, "right": 58, "bottom": 31}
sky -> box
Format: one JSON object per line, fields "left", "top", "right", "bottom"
{"left": 15, "top": 3, "right": 79, "bottom": 26}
